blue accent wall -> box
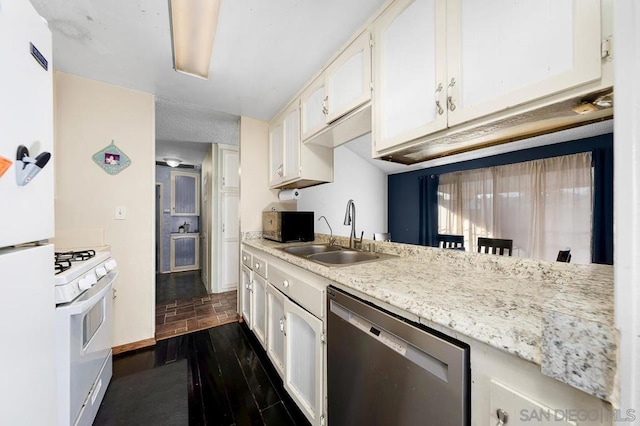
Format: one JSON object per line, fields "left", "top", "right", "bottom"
{"left": 388, "top": 133, "right": 614, "bottom": 264}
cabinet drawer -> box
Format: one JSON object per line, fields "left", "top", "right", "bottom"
{"left": 241, "top": 250, "right": 253, "bottom": 268}
{"left": 269, "top": 263, "right": 324, "bottom": 319}
{"left": 253, "top": 254, "right": 267, "bottom": 279}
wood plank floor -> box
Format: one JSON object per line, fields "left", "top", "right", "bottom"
{"left": 101, "top": 322, "right": 310, "bottom": 426}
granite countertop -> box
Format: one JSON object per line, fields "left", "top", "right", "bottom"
{"left": 242, "top": 234, "right": 616, "bottom": 403}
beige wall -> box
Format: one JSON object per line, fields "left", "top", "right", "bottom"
{"left": 239, "top": 117, "right": 279, "bottom": 232}
{"left": 54, "top": 72, "right": 155, "bottom": 347}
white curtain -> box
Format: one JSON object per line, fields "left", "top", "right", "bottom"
{"left": 437, "top": 152, "right": 593, "bottom": 263}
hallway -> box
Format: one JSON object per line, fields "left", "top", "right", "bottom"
{"left": 156, "top": 271, "right": 238, "bottom": 340}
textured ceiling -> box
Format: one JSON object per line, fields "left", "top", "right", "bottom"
{"left": 156, "top": 140, "right": 211, "bottom": 166}
{"left": 30, "top": 0, "right": 387, "bottom": 121}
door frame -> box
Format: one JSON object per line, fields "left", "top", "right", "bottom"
{"left": 155, "top": 183, "right": 163, "bottom": 274}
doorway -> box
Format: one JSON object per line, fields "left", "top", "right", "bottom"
{"left": 155, "top": 183, "right": 163, "bottom": 274}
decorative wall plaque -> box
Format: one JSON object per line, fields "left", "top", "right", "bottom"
{"left": 92, "top": 140, "right": 131, "bottom": 175}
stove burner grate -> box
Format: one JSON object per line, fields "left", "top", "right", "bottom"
{"left": 55, "top": 250, "right": 96, "bottom": 263}
{"left": 55, "top": 259, "right": 72, "bottom": 275}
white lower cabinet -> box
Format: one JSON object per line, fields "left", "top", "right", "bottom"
{"left": 241, "top": 266, "right": 252, "bottom": 327}
{"left": 266, "top": 283, "right": 286, "bottom": 378}
{"left": 283, "top": 297, "right": 325, "bottom": 426}
{"left": 252, "top": 274, "right": 267, "bottom": 348}
{"left": 241, "top": 246, "right": 327, "bottom": 426}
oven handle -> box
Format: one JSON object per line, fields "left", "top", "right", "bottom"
{"left": 67, "top": 271, "right": 118, "bottom": 316}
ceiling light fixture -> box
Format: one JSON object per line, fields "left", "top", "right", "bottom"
{"left": 169, "top": 0, "right": 221, "bottom": 80}
{"left": 164, "top": 158, "right": 182, "bottom": 167}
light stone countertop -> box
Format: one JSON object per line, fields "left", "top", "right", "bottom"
{"left": 242, "top": 234, "right": 616, "bottom": 403}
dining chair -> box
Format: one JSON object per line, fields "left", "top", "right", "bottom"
{"left": 556, "top": 248, "right": 572, "bottom": 263}
{"left": 373, "top": 232, "right": 391, "bottom": 242}
{"left": 437, "top": 234, "right": 465, "bottom": 250}
{"left": 477, "top": 237, "right": 513, "bottom": 256}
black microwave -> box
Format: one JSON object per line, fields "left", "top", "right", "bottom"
{"left": 262, "top": 211, "right": 314, "bottom": 242}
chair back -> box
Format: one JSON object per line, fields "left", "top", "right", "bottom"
{"left": 373, "top": 233, "right": 391, "bottom": 242}
{"left": 556, "top": 249, "right": 572, "bottom": 263}
{"left": 477, "top": 237, "right": 513, "bottom": 256}
{"left": 437, "top": 234, "right": 464, "bottom": 250}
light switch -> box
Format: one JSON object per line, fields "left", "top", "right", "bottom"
{"left": 115, "top": 206, "right": 126, "bottom": 220}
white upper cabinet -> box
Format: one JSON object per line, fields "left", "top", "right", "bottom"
{"left": 269, "top": 101, "right": 333, "bottom": 190}
{"left": 373, "top": 0, "right": 608, "bottom": 155}
{"left": 300, "top": 77, "right": 327, "bottom": 141}
{"left": 221, "top": 147, "right": 239, "bottom": 190}
{"left": 170, "top": 171, "right": 199, "bottom": 216}
{"left": 325, "top": 31, "right": 372, "bottom": 123}
{"left": 373, "top": 0, "right": 447, "bottom": 152}
{"left": 446, "top": 0, "right": 602, "bottom": 126}
{"left": 268, "top": 121, "right": 284, "bottom": 187}
{"left": 270, "top": 103, "right": 301, "bottom": 187}
{"left": 301, "top": 31, "right": 373, "bottom": 142}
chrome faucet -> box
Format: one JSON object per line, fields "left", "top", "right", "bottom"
{"left": 318, "top": 215, "right": 336, "bottom": 245}
{"left": 343, "top": 199, "right": 357, "bottom": 249}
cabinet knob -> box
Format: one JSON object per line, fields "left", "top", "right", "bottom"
{"left": 283, "top": 280, "right": 289, "bottom": 288}
{"left": 255, "top": 263, "right": 260, "bottom": 270}
{"left": 242, "top": 255, "right": 247, "bottom": 261}
{"left": 496, "top": 409, "right": 508, "bottom": 425}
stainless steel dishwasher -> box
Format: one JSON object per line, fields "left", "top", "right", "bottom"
{"left": 327, "top": 286, "right": 470, "bottom": 426}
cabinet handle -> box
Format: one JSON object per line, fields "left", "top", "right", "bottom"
{"left": 222, "top": 176, "right": 226, "bottom": 186}
{"left": 434, "top": 83, "right": 444, "bottom": 115}
{"left": 279, "top": 317, "right": 286, "bottom": 336}
{"left": 222, "top": 224, "right": 225, "bottom": 233}
{"left": 447, "top": 78, "right": 457, "bottom": 112}
{"left": 277, "top": 164, "right": 283, "bottom": 177}
{"left": 322, "top": 95, "right": 329, "bottom": 115}
{"left": 283, "top": 280, "right": 289, "bottom": 288}
{"left": 496, "top": 409, "right": 508, "bottom": 426}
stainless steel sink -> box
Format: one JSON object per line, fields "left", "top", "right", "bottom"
{"left": 280, "top": 243, "right": 397, "bottom": 266}
{"left": 308, "top": 250, "right": 379, "bottom": 265}
{"left": 282, "top": 244, "right": 343, "bottom": 256}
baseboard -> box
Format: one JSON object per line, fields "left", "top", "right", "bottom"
{"left": 112, "top": 337, "right": 156, "bottom": 355}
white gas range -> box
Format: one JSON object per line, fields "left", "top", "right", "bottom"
{"left": 55, "top": 248, "right": 118, "bottom": 426}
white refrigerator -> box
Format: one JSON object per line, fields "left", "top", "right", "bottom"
{"left": 0, "top": 0, "right": 57, "bottom": 424}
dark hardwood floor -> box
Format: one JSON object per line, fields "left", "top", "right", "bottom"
{"left": 98, "top": 322, "right": 310, "bottom": 426}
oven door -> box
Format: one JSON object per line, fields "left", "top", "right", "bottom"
{"left": 57, "top": 271, "right": 115, "bottom": 425}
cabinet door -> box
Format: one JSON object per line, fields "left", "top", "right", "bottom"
{"left": 252, "top": 274, "right": 267, "bottom": 348}
{"left": 241, "top": 266, "right": 252, "bottom": 326}
{"left": 221, "top": 148, "right": 239, "bottom": 190}
{"left": 373, "top": 0, "right": 447, "bottom": 152}
{"left": 220, "top": 193, "right": 239, "bottom": 291}
{"left": 300, "top": 77, "right": 328, "bottom": 140}
{"left": 170, "top": 171, "right": 200, "bottom": 215}
{"left": 325, "top": 30, "right": 372, "bottom": 123}
{"left": 447, "top": 0, "right": 602, "bottom": 126}
{"left": 269, "top": 122, "right": 283, "bottom": 186}
{"left": 266, "top": 283, "right": 286, "bottom": 378}
{"left": 284, "top": 298, "right": 324, "bottom": 426}
{"left": 282, "top": 106, "right": 301, "bottom": 182}
{"left": 170, "top": 235, "right": 200, "bottom": 272}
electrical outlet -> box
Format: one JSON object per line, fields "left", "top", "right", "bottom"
{"left": 115, "top": 206, "right": 126, "bottom": 220}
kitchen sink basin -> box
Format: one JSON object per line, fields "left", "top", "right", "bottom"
{"left": 282, "top": 244, "right": 343, "bottom": 256}
{"left": 281, "top": 243, "right": 397, "bottom": 266}
{"left": 308, "top": 250, "right": 380, "bottom": 265}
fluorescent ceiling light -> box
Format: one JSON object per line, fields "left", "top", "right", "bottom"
{"left": 170, "top": 0, "right": 221, "bottom": 79}
{"left": 164, "top": 158, "right": 182, "bottom": 167}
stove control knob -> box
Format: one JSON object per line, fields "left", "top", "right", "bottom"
{"left": 96, "top": 266, "right": 107, "bottom": 278}
{"left": 105, "top": 260, "right": 117, "bottom": 271}
{"left": 78, "top": 275, "right": 95, "bottom": 291}
{"left": 85, "top": 272, "right": 98, "bottom": 287}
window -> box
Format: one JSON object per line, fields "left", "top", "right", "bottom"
{"left": 437, "top": 152, "right": 593, "bottom": 263}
